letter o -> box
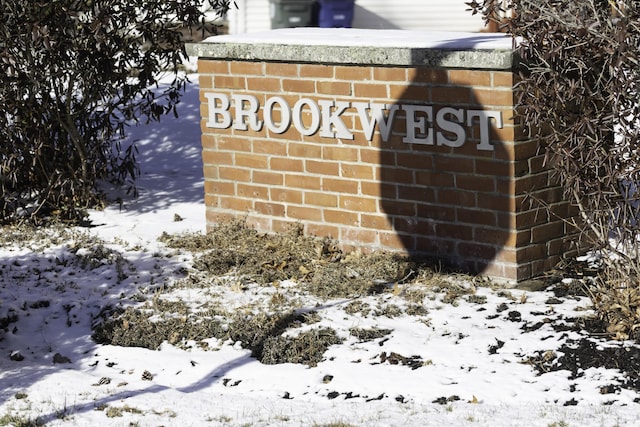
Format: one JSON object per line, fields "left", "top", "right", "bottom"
{"left": 264, "top": 96, "right": 291, "bottom": 134}
{"left": 292, "top": 98, "right": 321, "bottom": 136}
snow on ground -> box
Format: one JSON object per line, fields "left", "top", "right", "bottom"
{"left": 1, "top": 75, "right": 640, "bottom": 427}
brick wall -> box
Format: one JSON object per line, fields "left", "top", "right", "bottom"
{"left": 197, "top": 58, "right": 571, "bottom": 282}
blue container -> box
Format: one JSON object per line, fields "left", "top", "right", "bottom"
{"left": 317, "top": 0, "right": 355, "bottom": 28}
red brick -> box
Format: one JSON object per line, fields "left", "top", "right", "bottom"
{"left": 448, "top": 69, "right": 492, "bottom": 87}
{"left": 305, "top": 191, "right": 338, "bottom": 207}
{"left": 474, "top": 89, "right": 515, "bottom": 108}
{"left": 477, "top": 193, "right": 515, "bottom": 212}
{"left": 250, "top": 140, "right": 285, "bottom": 157}
{"left": 379, "top": 167, "right": 414, "bottom": 184}
{"left": 270, "top": 157, "right": 304, "bottom": 172}
{"left": 289, "top": 142, "right": 322, "bottom": 158}
{"left": 382, "top": 199, "right": 417, "bottom": 216}
{"left": 490, "top": 125, "right": 516, "bottom": 143}
{"left": 288, "top": 205, "right": 323, "bottom": 221}
{"left": 201, "top": 134, "right": 217, "bottom": 150}
{"left": 270, "top": 188, "right": 303, "bottom": 204}
{"left": 390, "top": 84, "right": 429, "bottom": 102}
{"left": 437, "top": 189, "right": 477, "bottom": 207}
{"left": 514, "top": 172, "right": 551, "bottom": 194}
{"left": 474, "top": 227, "right": 511, "bottom": 246}
{"left": 202, "top": 150, "right": 233, "bottom": 165}
{"left": 456, "top": 174, "right": 496, "bottom": 192}
{"left": 335, "top": 65, "right": 371, "bottom": 81}
{"left": 397, "top": 186, "right": 436, "bottom": 204}
{"left": 415, "top": 171, "right": 455, "bottom": 188}
{"left": 360, "top": 181, "right": 384, "bottom": 198}
{"left": 431, "top": 86, "right": 472, "bottom": 104}
{"left": 230, "top": 61, "right": 264, "bottom": 75}
{"left": 198, "top": 75, "right": 213, "bottom": 90}
{"left": 198, "top": 59, "right": 228, "bottom": 74}
{"left": 379, "top": 231, "right": 409, "bottom": 250}
{"left": 317, "top": 81, "right": 352, "bottom": 96}
{"left": 360, "top": 214, "right": 393, "bottom": 231}
{"left": 513, "top": 139, "right": 541, "bottom": 160}
{"left": 204, "top": 180, "right": 235, "bottom": 196}
{"left": 286, "top": 174, "right": 321, "bottom": 189}
{"left": 322, "top": 146, "right": 359, "bottom": 162}
{"left": 436, "top": 223, "right": 473, "bottom": 241}
{"left": 202, "top": 165, "right": 218, "bottom": 180}
{"left": 283, "top": 79, "right": 316, "bottom": 93}
{"left": 252, "top": 170, "right": 284, "bottom": 185}
{"left": 476, "top": 158, "right": 513, "bottom": 177}
{"left": 219, "top": 166, "right": 250, "bottom": 182}
{"left": 340, "top": 195, "right": 377, "bottom": 213}
{"left": 341, "top": 227, "right": 377, "bottom": 245}
{"left": 434, "top": 156, "right": 475, "bottom": 174}
{"left": 395, "top": 152, "right": 433, "bottom": 169}
{"left": 322, "top": 177, "right": 358, "bottom": 194}
{"left": 458, "top": 242, "right": 498, "bottom": 260}
{"left": 235, "top": 153, "right": 268, "bottom": 169}
{"left": 265, "top": 62, "right": 298, "bottom": 77}
{"left": 254, "top": 201, "right": 285, "bottom": 216}
{"left": 214, "top": 75, "right": 246, "bottom": 90}
{"left": 324, "top": 209, "right": 359, "bottom": 225}
{"left": 410, "top": 68, "right": 448, "bottom": 84}
{"left": 299, "top": 64, "right": 334, "bottom": 78}
{"left": 353, "top": 83, "right": 387, "bottom": 98}
{"left": 237, "top": 183, "right": 269, "bottom": 200}
{"left": 268, "top": 125, "right": 302, "bottom": 141}
{"left": 306, "top": 160, "right": 340, "bottom": 175}
{"left": 218, "top": 135, "right": 251, "bottom": 152}
{"left": 204, "top": 193, "right": 218, "bottom": 207}
{"left": 247, "top": 77, "right": 281, "bottom": 92}
{"left": 457, "top": 208, "right": 496, "bottom": 226}
{"left": 220, "top": 196, "right": 253, "bottom": 211}
{"left": 373, "top": 67, "right": 407, "bottom": 81}
{"left": 340, "top": 164, "right": 374, "bottom": 180}
{"left": 417, "top": 203, "right": 455, "bottom": 221}
{"left": 530, "top": 222, "right": 564, "bottom": 244}
{"left": 492, "top": 71, "right": 514, "bottom": 88}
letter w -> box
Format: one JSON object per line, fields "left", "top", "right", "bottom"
{"left": 353, "top": 102, "right": 399, "bottom": 142}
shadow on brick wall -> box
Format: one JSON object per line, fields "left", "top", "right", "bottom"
{"left": 379, "top": 42, "right": 515, "bottom": 277}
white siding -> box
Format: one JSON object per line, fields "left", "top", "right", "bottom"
{"left": 352, "top": 0, "right": 485, "bottom": 32}
{"left": 229, "top": 0, "right": 487, "bottom": 34}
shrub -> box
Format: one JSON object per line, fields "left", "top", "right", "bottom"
{"left": 467, "top": 0, "right": 640, "bottom": 339}
{"left": 0, "top": 0, "right": 231, "bottom": 223}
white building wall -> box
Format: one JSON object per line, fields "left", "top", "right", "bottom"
{"left": 228, "top": 0, "right": 487, "bottom": 34}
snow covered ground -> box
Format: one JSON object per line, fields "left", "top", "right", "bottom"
{"left": 1, "top": 75, "right": 640, "bottom": 427}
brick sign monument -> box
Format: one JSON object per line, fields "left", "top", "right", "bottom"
{"left": 188, "top": 28, "right": 571, "bottom": 282}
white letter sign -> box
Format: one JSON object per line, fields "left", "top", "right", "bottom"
{"left": 203, "top": 92, "right": 503, "bottom": 152}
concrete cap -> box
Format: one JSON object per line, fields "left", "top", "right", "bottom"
{"left": 187, "top": 28, "right": 516, "bottom": 70}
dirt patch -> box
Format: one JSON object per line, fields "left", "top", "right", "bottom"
{"left": 523, "top": 309, "right": 640, "bottom": 396}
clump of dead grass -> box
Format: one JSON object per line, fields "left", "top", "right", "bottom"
{"left": 92, "top": 299, "right": 339, "bottom": 366}
{"left": 260, "top": 328, "right": 342, "bottom": 366}
{"left": 93, "top": 219, "right": 481, "bottom": 366}
{"left": 349, "top": 327, "right": 393, "bottom": 342}
{"left": 160, "top": 219, "right": 465, "bottom": 299}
